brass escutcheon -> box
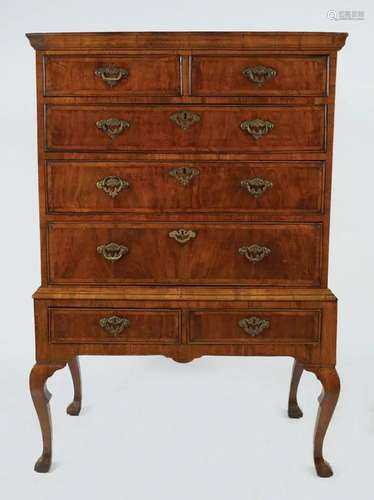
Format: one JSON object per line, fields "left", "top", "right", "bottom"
{"left": 238, "top": 244, "right": 271, "bottom": 263}
{"left": 238, "top": 317, "right": 270, "bottom": 336}
{"left": 242, "top": 64, "right": 277, "bottom": 86}
{"left": 169, "top": 166, "right": 200, "bottom": 186}
{"left": 240, "top": 177, "right": 273, "bottom": 198}
{"left": 97, "top": 242, "right": 128, "bottom": 261}
{"left": 96, "top": 176, "right": 130, "bottom": 198}
{"left": 99, "top": 315, "right": 130, "bottom": 336}
{"left": 168, "top": 228, "right": 197, "bottom": 245}
{"left": 170, "top": 110, "right": 200, "bottom": 130}
{"left": 95, "top": 65, "right": 129, "bottom": 87}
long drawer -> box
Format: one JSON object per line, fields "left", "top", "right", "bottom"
{"left": 191, "top": 55, "right": 328, "bottom": 96}
{"left": 43, "top": 54, "right": 182, "bottom": 96}
{"left": 189, "top": 309, "right": 320, "bottom": 344}
{"left": 47, "top": 223, "right": 322, "bottom": 286}
{"left": 47, "top": 161, "right": 324, "bottom": 215}
{"left": 45, "top": 105, "right": 326, "bottom": 153}
{"left": 50, "top": 308, "right": 180, "bottom": 344}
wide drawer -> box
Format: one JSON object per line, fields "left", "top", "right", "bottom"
{"left": 47, "top": 161, "right": 324, "bottom": 215}
{"left": 43, "top": 55, "right": 181, "bottom": 96}
{"left": 50, "top": 308, "right": 180, "bottom": 344}
{"left": 188, "top": 309, "right": 320, "bottom": 344}
{"left": 45, "top": 105, "right": 326, "bottom": 153}
{"left": 47, "top": 223, "right": 322, "bottom": 286}
{"left": 191, "top": 55, "right": 328, "bottom": 96}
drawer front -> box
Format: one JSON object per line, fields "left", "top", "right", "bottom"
{"left": 191, "top": 55, "right": 328, "bottom": 96}
{"left": 44, "top": 55, "right": 181, "bottom": 96}
{"left": 50, "top": 308, "right": 180, "bottom": 344}
{"left": 46, "top": 105, "right": 326, "bottom": 153}
{"left": 48, "top": 223, "right": 322, "bottom": 286}
{"left": 47, "top": 161, "right": 324, "bottom": 215}
{"left": 189, "top": 309, "right": 320, "bottom": 344}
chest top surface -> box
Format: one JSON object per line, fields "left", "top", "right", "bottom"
{"left": 26, "top": 31, "right": 348, "bottom": 51}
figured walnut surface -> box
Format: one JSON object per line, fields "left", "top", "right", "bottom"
{"left": 28, "top": 32, "right": 346, "bottom": 476}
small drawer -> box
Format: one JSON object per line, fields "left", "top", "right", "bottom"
{"left": 46, "top": 105, "right": 326, "bottom": 153}
{"left": 47, "top": 222, "right": 322, "bottom": 286}
{"left": 47, "top": 161, "right": 324, "bottom": 215}
{"left": 189, "top": 309, "right": 321, "bottom": 344}
{"left": 43, "top": 55, "right": 182, "bottom": 96}
{"left": 191, "top": 55, "right": 328, "bottom": 96}
{"left": 50, "top": 308, "right": 180, "bottom": 344}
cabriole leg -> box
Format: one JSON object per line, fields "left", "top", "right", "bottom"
{"left": 306, "top": 366, "right": 340, "bottom": 477}
{"left": 66, "top": 357, "right": 82, "bottom": 416}
{"left": 30, "top": 362, "right": 66, "bottom": 472}
{"left": 288, "top": 359, "right": 304, "bottom": 418}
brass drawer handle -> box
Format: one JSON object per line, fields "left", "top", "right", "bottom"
{"left": 240, "top": 177, "right": 273, "bottom": 198}
{"left": 95, "top": 65, "right": 129, "bottom": 87}
{"left": 96, "top": 118, "right": 130, "bottom": 139}
{"left": 170, "top": 110, "right": 200, "bottom": 130}
{"left": 169, "top": 228, "right": 196, "bottom": 245}
{"left": 242, "top": 65, "right": 277, "bottom": 86}
{"left": 99, "top": 315, "right": 130, "bottom": 336}
{"left": 96, "top": 176, "right": 130, "bottom": 198}
{"left": 240, "top": 119, "right": 274, "bottom": 140}
{"left": 239, "top": 244, "right": 271, "bottom": 263}
{"left": 238, "top": 317, "right": 270, "bottom": 337}
{"left": 169, "top": 167, "right": 200, "bottom": 186}
{"left": 97, "top": 242, "right": 128, "bottom": 261}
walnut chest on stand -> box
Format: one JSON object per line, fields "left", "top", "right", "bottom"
{"left": 26, "top": 31, "right": 347, "bottom": 476}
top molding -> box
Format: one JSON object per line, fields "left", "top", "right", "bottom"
{"left": 26, "top": 31, "right": 348, "bottom": 51}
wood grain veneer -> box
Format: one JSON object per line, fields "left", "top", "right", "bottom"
{"left": 27, "top": 31, "right": 346, "bottom": 477}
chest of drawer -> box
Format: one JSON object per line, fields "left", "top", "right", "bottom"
{"left": 191, "top": 55, "right": 328, "bottom": 96}
{"left": 47, "top": 223, "right": 322, "bottom": 286}
{"left": 46, "top": 105, "right": 326, "bottom": 153}
{"left": 50, "top": 308, "right": 180, "bottom": 344}
{"left": 47, "top": 161, "right": 324, "bottom": 215}
{"left": 43, "top": 54, "right": 181, "bottom": 96}
{"left": 189, "top": 309, "right": 320, "bottom": 344}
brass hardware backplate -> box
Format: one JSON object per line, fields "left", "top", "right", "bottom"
{"left": 240, "top": 119, "right": 274, "bottom": 140}
{"left": 99, "top": 315, "right": 130, "bottom": 336}
{"left": 96, "top": 176, "right": 130, "bottom": 198}
{"left": 96, "top": 118, "right": 130, "bottom": 139}
{"left": 238, "top": 244, "right": 271, "bottom": 263}
{"left": 95, "top": 65, "right": 129, "bottom": 87}
{"left": 97, "top": 242, "right": 129, "bottom": 261}
{"left": 242, "top": 65, "right": 277, "bottom": 86}
{"left": 240, "top": 177, "right": 273, "bottom": 198}
{"left": 238, "top": 317, "right": 270, "bottom": 336}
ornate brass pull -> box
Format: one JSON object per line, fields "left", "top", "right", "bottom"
{"left": 170, "top": 110, "right": 200, "bottom": 130}
{"left": 238, "top": 317, "right": 270, "bottom": 337}
{"left": 96, "top": 118, "right": 130, "bottom": 139}
{"left": 239, "top": 244, "right": 271, "bottom": 263}
{"left": 96, "top": 176, "right": 129, "bottom": 198}
{"left": 242, "top": 65, "right": 277, "bottom": 86}
{"left": 169, "top": 228, "right": 196, "bottom": 245}
{"left": 97, "top": 242, "right": 128, "bottom": 261}
{"left": 169, "top": 167, "right": 200, "bottom": 186}
{"left": 95, "top": 65, "right": 129, "bottom": 87}
{"left": 240, "top": 177, "right": 273, "bottom": 198}
{"left": 99, "top": 315, "right": 130, "bottom": 336}
{"left": 240, "top": 119, "right": 274, "bottom": 140}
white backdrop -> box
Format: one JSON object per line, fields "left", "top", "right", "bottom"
{"left": 0, "top": 1, "right": 373, "bottom": 499}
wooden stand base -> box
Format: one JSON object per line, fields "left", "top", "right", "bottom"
{"left": 30, "top": 286, "right": 339, "bottom": 476}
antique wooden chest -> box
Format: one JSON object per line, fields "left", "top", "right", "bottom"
{"left": 27, "top": 31, "right": 347, "bottom": 476}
